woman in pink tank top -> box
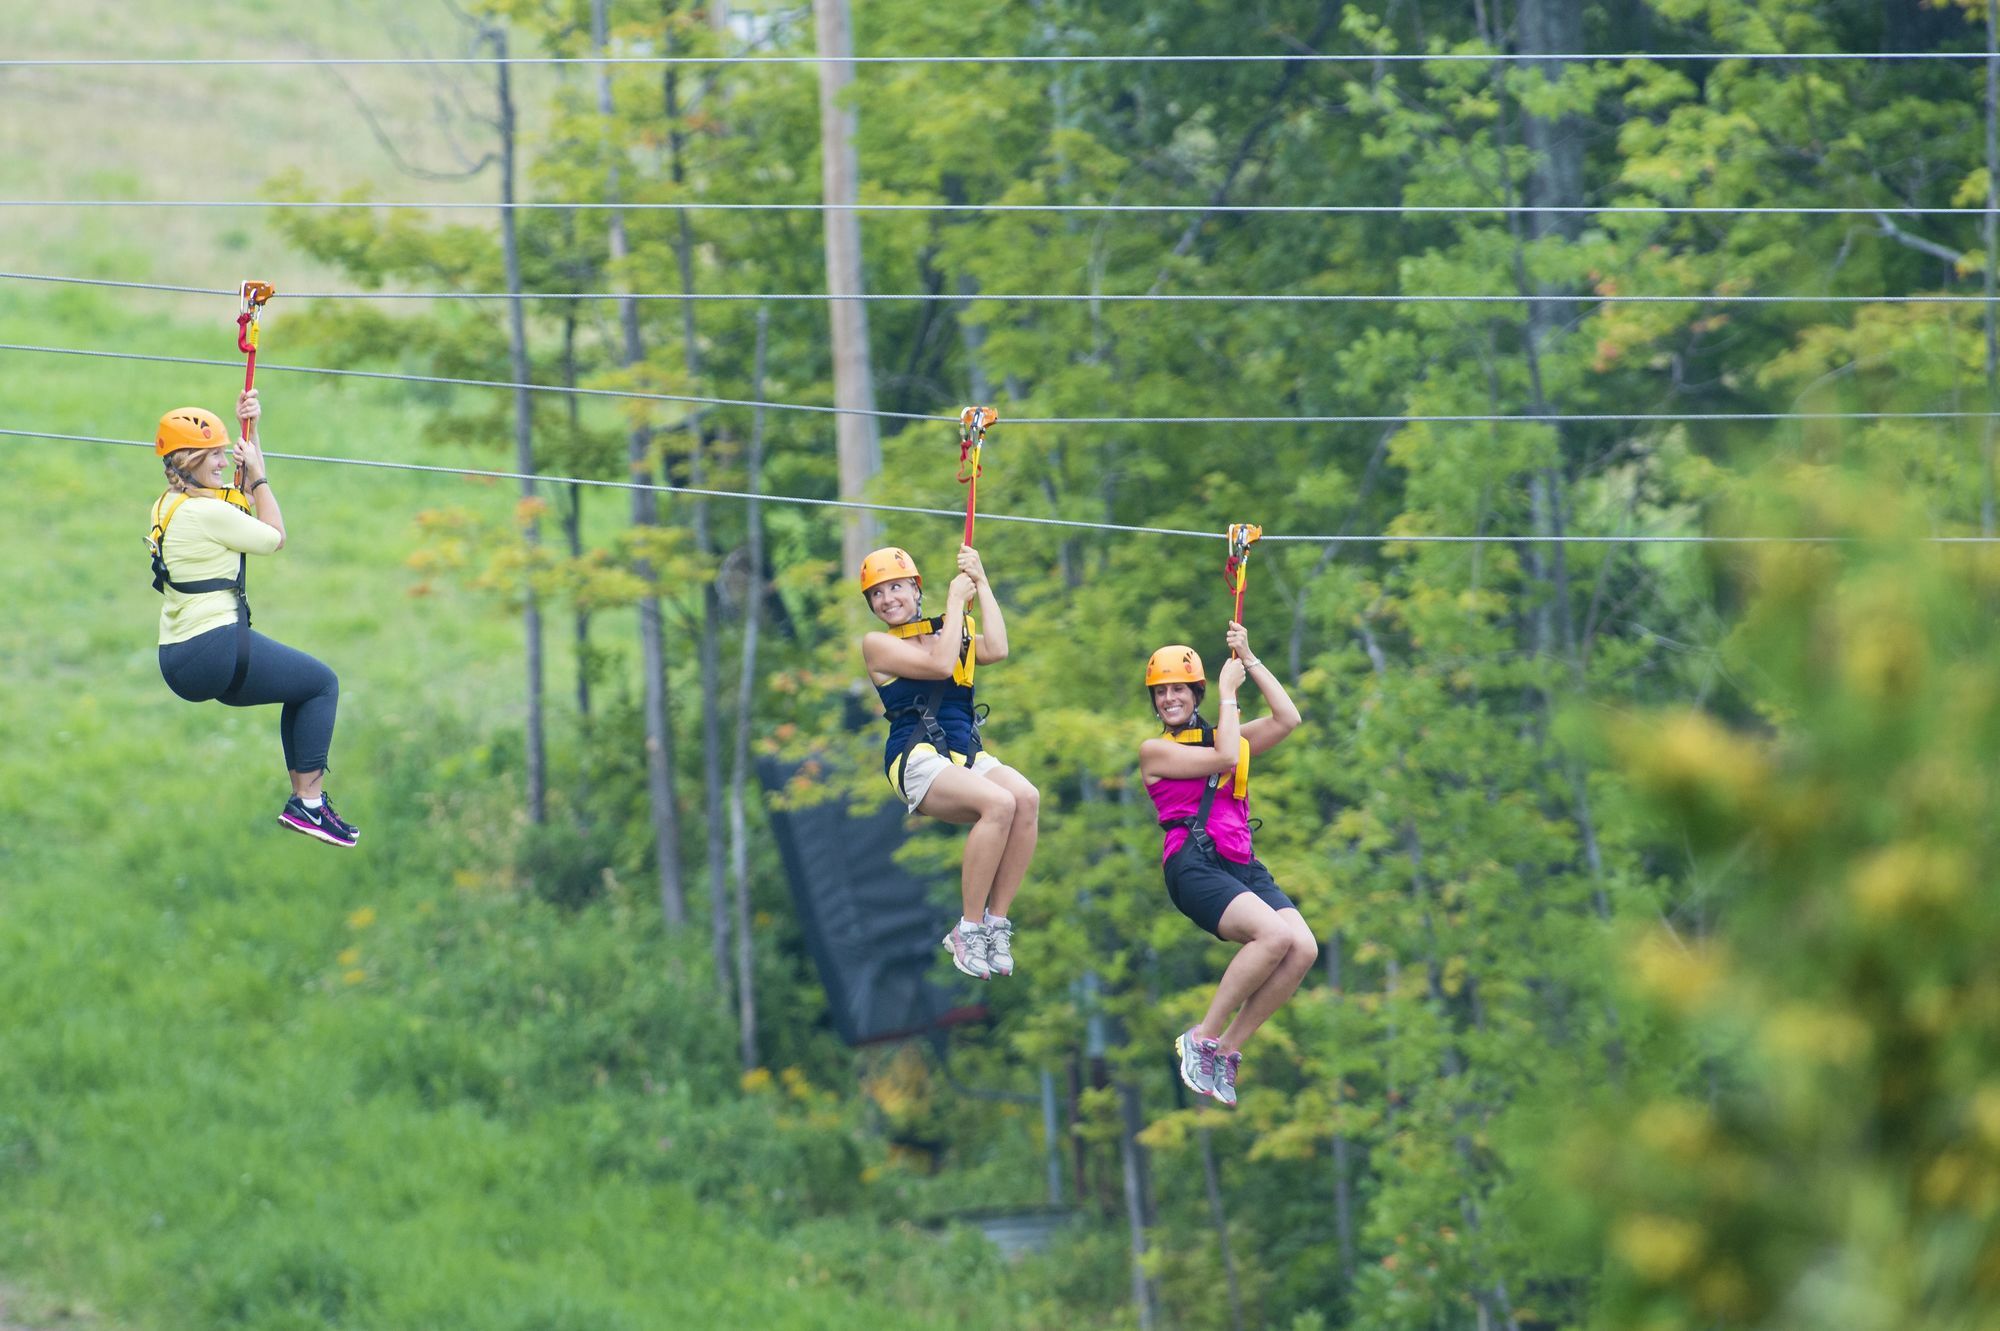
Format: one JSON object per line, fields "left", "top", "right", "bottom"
{"left": 1139, "top": 621, "right": 1311, "bottom": 1108}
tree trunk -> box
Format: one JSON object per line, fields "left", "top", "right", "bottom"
{"left": 560, "top": 307, "right": 591, "bottom": 722}
{"left": 1039, "top": 1066, "right": 1065, "bottom": 1207}
{"left": 813, "top": 0, "right": 882, "bottom": 582}
{"left": 729, "top": 308, "right": 770, "bottom": 1071}
{"left": 492, "top": 23, "right": 546, "bottom": 828}
{"left": 1117, "top": 1079, "right": 1160, "bottom": 1330}
{"left": 594, "top": 0, "right": 686, "bottom": 928}
{"left": 664, "top": 57, "right": 735, "bottom": 1014}
{"left": 1328, "top": 929, "right": 1357, "bottom": 1282}
{"left": 1513, "top": 0, "right": 1584, "bottom": 672}
{"left": 1199, "top": 1128, "right": 1247, "bottom": 1331}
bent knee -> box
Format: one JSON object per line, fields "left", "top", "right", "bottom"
{"left": 979, "top": 786, "right": 1018, "bottom": 824}
{"left": 1290, "top": 927, "right": 1320, "bottom": 966}
{"left": 1013, "top": 781, "right": 1041, "bottom": 821}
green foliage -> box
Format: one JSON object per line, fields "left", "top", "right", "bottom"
{"left": 1564, "top": 467, "right": 2000, "bottom": 1330}
{"left": 10, "top": 0, "right": 2000, "bottom": 1325}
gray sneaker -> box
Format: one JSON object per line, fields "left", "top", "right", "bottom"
{"left": 1214, "top": 1051, "right": 1242, "bottom": 1107}
{"left": 943, "top": 922, "right": 991, "bottom": 980}
{"left": 986, "top": 918, "right": 1015, "bottom": 976}
{"left": 1175, "top": 1029, "right": 1221, "bottom": 1099}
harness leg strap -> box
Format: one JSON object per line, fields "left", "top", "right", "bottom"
{"left": 220, "top": 580, "right": 252, "bottom": 703}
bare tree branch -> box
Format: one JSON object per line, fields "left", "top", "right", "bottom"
{"left": 1873, "top": 211, "right": 1970, "bottom": 267}
{"left": 321, "top": 62, "right": 497, "bottom": 181}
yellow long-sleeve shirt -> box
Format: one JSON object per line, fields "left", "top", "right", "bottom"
{"left": 152, "top": 494, "right": 282, "bottom": 645}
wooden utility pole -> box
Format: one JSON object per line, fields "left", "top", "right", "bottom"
{"left": 492, "top": 22, "right": 546, "bottom": 827}
{"left": 813, "top": 0, "right": 881, "bottom": 579}
{"left": 1984, "top": 0, "right": 1998, "bottom": 535}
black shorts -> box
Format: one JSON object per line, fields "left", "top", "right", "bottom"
{"left": 1163, "top": 837, "right": 1296, "bottom": 939}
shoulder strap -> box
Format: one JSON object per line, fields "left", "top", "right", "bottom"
{"left": 1158, "top": 721, "right": 1252, "bottom": 839}
{"left": 148, "top": 491, "right": 252, "bottom": 601}
{"left": 887, "top": 615, "right": 945, "bottom": 640}
{"left": 886, "top": 613, "right": 977, "bottom": 686}
{"left": 150, "top": 492, "right": 189, "bottom": 542}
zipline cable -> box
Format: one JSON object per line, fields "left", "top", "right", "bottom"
{"left": 0, "top": 200, "right": 1989, "bottom": 216}
{"left": 0, "top": 51, "right": 1988, "bottom": 67}
{"left": 0, "top": 270, "right": 1988, "bottom": 305}
{"left": 6, "top": 340, "right": 1992, "bottom": 428}
{"left": 8, "top": 423, "right": 1997, "bottom": 545}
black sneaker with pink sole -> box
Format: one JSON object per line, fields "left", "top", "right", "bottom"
{"left": 280, "top": 796, "right": 358, "bottom": 848}
{"left": 319, "top": 794, "right": 360, "bottom": 842}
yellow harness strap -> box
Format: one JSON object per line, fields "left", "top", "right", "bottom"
{"left": 887, "top": 613, "right": 977, "bottom": 687}
{"left": 151, "top": 486, "right": 252, "bottom": 543}
{"left": 1170, "top": 725, "right": 1250, "bottom": 800}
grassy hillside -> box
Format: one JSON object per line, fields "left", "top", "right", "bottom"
{"left": 0, "top": 8, "right": 1053, "bottom": 1328}
{"left": 0, "top": 0, "right": 509, "bottom": 286}
{"left": 0, "top": 285, "right": 1049, "bottom": 1329}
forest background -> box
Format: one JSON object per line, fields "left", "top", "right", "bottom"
{"left": 2, "top": 0, "right": 1998, "bottom": 1327}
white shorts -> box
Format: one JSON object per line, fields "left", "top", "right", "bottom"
{"left": 890, "top": 743, "right": 1002, "bottom": 814}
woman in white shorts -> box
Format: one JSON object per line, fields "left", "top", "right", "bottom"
{"left": 859, "top": 543, "right": 1040, "bottom": 981}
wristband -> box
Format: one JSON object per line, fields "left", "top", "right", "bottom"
{"left": 1220, "top": 700, "right": 1240, "bottom": 709}
{"left": 248, "top": 477, "right": 270, "bottom": 494}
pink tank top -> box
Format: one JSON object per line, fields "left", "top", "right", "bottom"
{"left": 1147, "top": 772, "right": 1254, "bottom": 865}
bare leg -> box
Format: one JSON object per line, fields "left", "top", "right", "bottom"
{"left": 290, "top": 769, "right": 324, "bottom": 799}
{"left": 1218, "top": 909, "right": 1317, "bottom": 1055}
{"left": 916, "top": 764, "right": 1017, "bottom": 920}
{"left": 1190, "top": 894, "right": 1293, "bottom": 1040}
{"left": 974, "top": 765, "right": 1039, "bottom": 918}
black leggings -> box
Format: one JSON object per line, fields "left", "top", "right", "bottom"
{"left": 159, "top": 626, "right": 340, "bottom": 773}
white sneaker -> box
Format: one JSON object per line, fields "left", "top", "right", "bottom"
{"left": 1175, "top": 1029, "right": 1221, "bottom": 1099}
{"left": 986, "top": 918, "right": 1015, "bottom": 976}
{"left": 1214, "top": 1050, "right": 1241, "bottom": 1107}
{"left": 943, "top": 922, "right": 991, "bottom": 979}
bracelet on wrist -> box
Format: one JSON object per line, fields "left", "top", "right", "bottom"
{"left": 1220, "top": 699, "right": 1240, "bottom": 709}
{"left": 248, "top": 477, "right": 270, "bottom": 493}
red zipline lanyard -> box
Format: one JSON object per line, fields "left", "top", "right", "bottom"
{"left": 237, "top": 280, "right": 275, "bottom": 393}
{"left": 235, "top": 281, "right": 275, "bottom": 492}
{"left": 957, "top": 406, "right": 997, "bottom": 547}
{"left": 1223, "top": 523, "right": 1263, "bottom": 651}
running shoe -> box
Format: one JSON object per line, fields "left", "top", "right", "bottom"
{"left": 279, "top": 796, "right": 358, "bottom": 848}
{"left": 320, "top": 794, "right": 361, "bottom": 842}
{"left": 986, "top": 918, "right": 1015, "bottom": 977}
{"left": 942, "top": 922, "right": 991, "bottom": 980}
{"left": 1214, "top": 1051, "right": 1242, "bottom": 1107}
{"left": 1175, "top": 1028, "right": 1221, "bottom": 1099}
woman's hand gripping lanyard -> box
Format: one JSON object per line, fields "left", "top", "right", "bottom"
{"left": 1205, "top": 520, "right": 1264, "bottom": 800}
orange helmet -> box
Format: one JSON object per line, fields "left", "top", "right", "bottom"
{"left": 156, "top": 407, "right": 228, "bottom": 457}
{"left": 858, "top": 546, "right": 922, "bottom": 598}
{"left": 1145, "top": 645, "right": 1205, "bottom": 689}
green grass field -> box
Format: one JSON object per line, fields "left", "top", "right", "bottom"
{"left": 0, "top": 8, "right": 1053, "bottom": 1327}
{"left": 0, "top": 284, "right": 1043, "bottom": 1329}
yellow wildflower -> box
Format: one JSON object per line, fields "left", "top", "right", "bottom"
{"left": 1613, "top": 1213, "right": 1703, "bottom": 1282}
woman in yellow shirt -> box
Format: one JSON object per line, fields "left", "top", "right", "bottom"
{"left": 150, "top": 389, "right": 356, "bottom": 848}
